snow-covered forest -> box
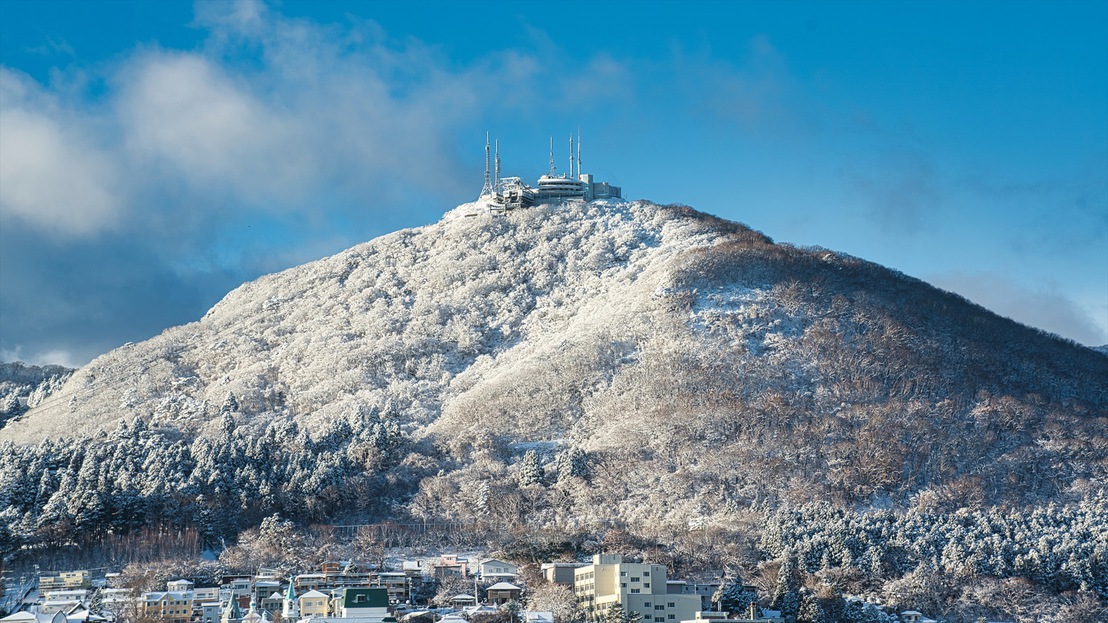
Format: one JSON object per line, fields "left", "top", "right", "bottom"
{"left": 1, "top": 200, "right": 1105, "bottom": 621}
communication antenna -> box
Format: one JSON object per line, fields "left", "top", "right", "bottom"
{"left": 481, "top": 132, "right": 493, "bottom": 197}
{"left": 494, "top": 139, "right": 501, "bottom": 188}
{"left": 576, "top": 128, "right": 581, "bottom": 177}
{"left": 548, "top": 137, "right": 556, "bottom": 176}
{"left": 568, "top": 135, "right": 574, "bottom": 179}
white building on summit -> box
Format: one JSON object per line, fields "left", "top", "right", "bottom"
{"left": 477, "top": 133, "right": 621, "bottom": 212}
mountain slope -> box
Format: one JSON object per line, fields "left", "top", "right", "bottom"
{"left": 3, "top": 200, "right": 1106, "bottom": 528}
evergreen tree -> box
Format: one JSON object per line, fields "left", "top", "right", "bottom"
{"left": 712, "top": 576, "right": 757, "bottom": 615}
{"left": 520, "top": 450, "right": 545, "bottom": 486}
{"left": 771, "top": 552, "right": 801, "bottom": 622}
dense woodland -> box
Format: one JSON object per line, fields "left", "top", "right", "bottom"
{"left": 1, "top": 201, "right": 1106, "bottom": 622}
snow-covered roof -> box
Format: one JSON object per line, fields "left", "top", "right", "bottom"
{"left": 486, "top": 582, "right": 520, "bottom": 591}
{"left": 300, "top": 590, "right": 328, "bottom": 599}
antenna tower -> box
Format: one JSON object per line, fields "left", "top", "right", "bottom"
{"left": 481, "top": 132, "right": 493, "bottom": 197}
{"left": 576, "top": 128, "right": 581, "bottom": 177}
{"left": 568, "top": 135, "right": 574, "bottom": 179}
{"left": 548, "top": 137, "right": 556, "bottom": 176}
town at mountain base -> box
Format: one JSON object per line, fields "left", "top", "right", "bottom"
{"left": 1, "top": 199, "right": 1105, "bottom": 622}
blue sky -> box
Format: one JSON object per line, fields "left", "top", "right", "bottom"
{"left": 1, "top": 0, "right": 1105, "bottom": 367}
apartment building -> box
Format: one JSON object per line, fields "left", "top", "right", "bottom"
{"left": 573, "top": 555, "right": 700, "bottom": 623}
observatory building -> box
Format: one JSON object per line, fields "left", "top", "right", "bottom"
{"left": 477, "top": 133, "right": 621, "bottom": 213}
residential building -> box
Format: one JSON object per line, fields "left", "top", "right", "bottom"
{"left": 0, "top": 612, "right": 68, "bottom": 623}
{"left": 477, "top": 560, "right": 518, "bottom": 582}
{"left": 541, "top": 563, "right": 584, "bottom": 586}
{"left": 201, "top": 602, "right": 223, "bottom": 623}
{"left": 573, "top": 555, "right": 700, "bottom": 623}
{"left": 485, "top": 583, "right": 522, "bottom": 605}
{"left": 143, "top": 591, "right": 195, "bottom": 623}
{"left": 39, "top": 590, "right": 88, "bottom": 615}
{"left": 371, "top": 572, "right": 409, "bottom": 604}
{"left": 434, "top": 555, "right": 468, "bottom": 580}
{"left": 39, "top": 572, "right": 91, "bottom": 591}
{"left": 295, "top": 575, "right": 327, "bottom": 592}
{"left": 331, "top": 588, "right": 389, "bottom": 619}
{"left": 299, "top": 590, "right": 330, "bottom": 618}
{"left": 194, "top": 588, "right": 221, "bottom": 603}
{"left": 668, "top": 582, "right": 720, "bottom": 612}
{"left": 450, "top": 595, "right": 477, "bottom": 610}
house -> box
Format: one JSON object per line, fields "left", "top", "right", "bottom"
{"left": 477, "top": 560, "right": 519, "bottom": 582}
{"left": 299, "top": 590, "right": 331, "bottom": 618}
{"left": 450, "top": 594, "right": 477, "bottom": 609}
{"left": 201, "top": 602, "right": 223, "bottom": 623}
{"left": 254, "top": 582, "right": 281, "bottom": 606}
{"left": 260, "top": 592, "right": 284, "bottom": 615}
{"left": 39, "top": 590, "right": 89, "bottom": 615}
{"left": 1, "top": 612, "right": 68, "bottom": 623}
{"left": 332, "top": 588, "right": 389, "bottom": 619}
{"left": 485, "top": 583, "right": 522, "bottom": 605}
{"left": 573, "top": 555, "right": 700, "bottom": 623}
{"left": 899, "top": 612, "right": 937, "bottom": 623}
{"left": 168, "top": 580, "right": 195, "bottom": 593}
{"left": 434, "top": 555, "right": 468, "bottom": 580}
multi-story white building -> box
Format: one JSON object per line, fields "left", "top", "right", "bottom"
{"left": 573, "top": 555, "right": 700, "bottom": 623}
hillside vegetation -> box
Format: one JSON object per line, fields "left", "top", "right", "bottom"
{"left": 1, "top": 200, "right": 1105, "bottom": 620}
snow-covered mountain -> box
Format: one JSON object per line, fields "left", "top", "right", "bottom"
{"left": 2, "top": 200, "right": 1106, "bottom": 530}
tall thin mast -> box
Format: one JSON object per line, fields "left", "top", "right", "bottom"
{"left": 548, "top": 137, "right": 556, "bottom": 176}
{"left": 576, "top": 128, "right": 581, "bottom": 177}
{"left": 494, "top": 139, "right": 500, "bottom": 187}
{"left": 568, "top": 135, "right": 573, "bottom": 179}
{"left": 481, "top": 132, "right": 493, "bottom": 197}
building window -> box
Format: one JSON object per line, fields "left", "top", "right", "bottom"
{"left": 668, "top": 603, "right": 675, "bottom": 608}
{"left": 621, "top": 584, "right": 627, "bottom": 588}
{"left": 644, "top": 583, "right": 650, "bottom": 588}
{"left": 643, "top": 572, "right": 650, "bottom": 577}
{"left": 620, "top": 572, "right": 627, "bottom": 577}
{"left": 655, "top": 606, "right": 664, "bottom": 611}
{"left": 668, "top": 616, "right": 674, "bottom": 620}
{"left": 630, "top": 589, "right": 640, "bottom": 594}
{"left": 644, "top": 603, "right": 651, "bottom": 608}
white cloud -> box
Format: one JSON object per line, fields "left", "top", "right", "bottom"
{"left": 0, "top": 69, "right": 122, "bottom": 237}
{"left": 0, "top": 345, "right": 82, "bottom": 369}
{"left": 117, "top": 51, "right": 315, "bottom": 204}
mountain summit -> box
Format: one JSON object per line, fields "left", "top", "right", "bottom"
{"left": 2, "top": 200, "right": 1105, "bottom": 531}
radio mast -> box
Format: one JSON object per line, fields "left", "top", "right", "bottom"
{"left": 481, "top": 132, "right": 493, "bottom": 197}
{"left": 548, "top": 137, "right": 556, "bottom": 176}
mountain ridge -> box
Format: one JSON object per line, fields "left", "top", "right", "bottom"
{"left": 2, "top": 199, "right": 1105, "bottom": 523}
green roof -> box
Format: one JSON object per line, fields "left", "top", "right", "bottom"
{"left": 341, "top": 588, "right": 389, "bottom": 609}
